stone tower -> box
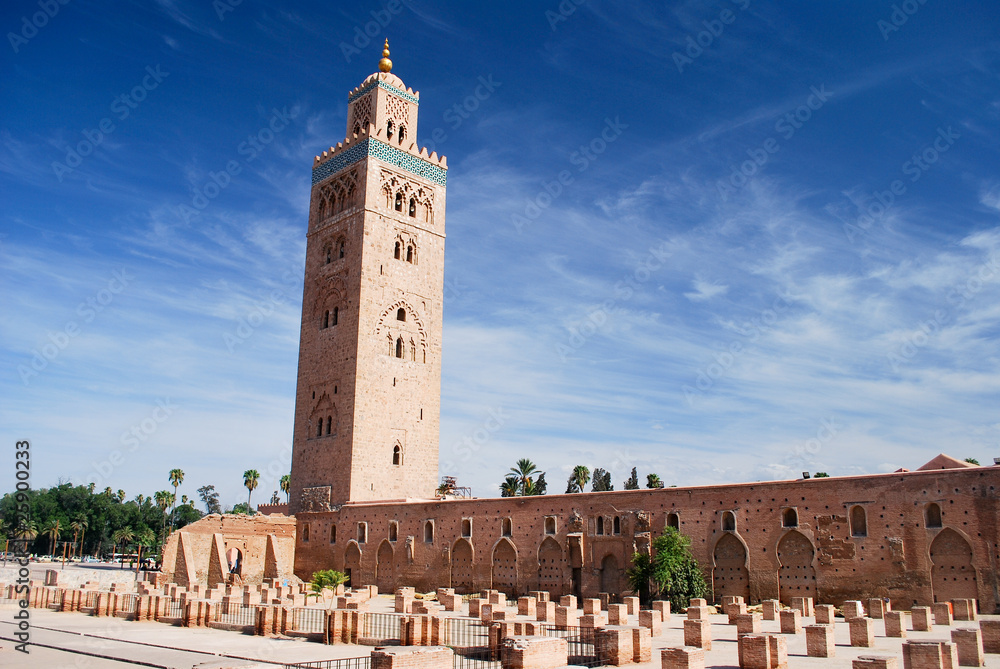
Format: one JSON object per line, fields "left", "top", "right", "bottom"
{"left": 288, "top": 42, "right": 447, "bottom": 513}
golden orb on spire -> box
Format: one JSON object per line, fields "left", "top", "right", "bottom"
{"left": 378, "top": 38, "right": 392, "bottom": 73}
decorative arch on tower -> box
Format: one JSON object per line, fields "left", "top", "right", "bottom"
{"left": 308, "top": 393, "right": 338, "bottom": 440}
{"left": 379, "top": 169, "right": 434, "bottom": 225}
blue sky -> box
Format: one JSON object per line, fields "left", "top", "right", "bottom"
{"left": 2, "top": 0, "right": 999, "bottom": 508}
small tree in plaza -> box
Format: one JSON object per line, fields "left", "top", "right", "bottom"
{"left": 626, "top": 526, "right": 708, "bottom": 608}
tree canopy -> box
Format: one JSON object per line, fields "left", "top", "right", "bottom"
{"left": 626, "top": 526, "right": 709, "bottom": 608}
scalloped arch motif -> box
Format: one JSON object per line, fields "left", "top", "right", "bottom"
{"left": 311, "top": 275, "right": 347, "bottom": 316}
{"left": 375, "top": 300, "right": 426, "bottom": 339}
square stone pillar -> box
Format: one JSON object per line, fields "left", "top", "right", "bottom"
{"left": 554, "top": 605, "right": 577, "bottom": 629}
{"left": 806, "top": 625, "right": 835, "bottom": 658}
{"left": 951, "top": 628, "right": 985, "bottom": 667}
{"left": 867, "top": 599, "right": 888, "bottom": 619}
{"left": 689, "top": 598, "right": 708, "bottom": 607}
{"left": 885, "top": 611, "right": 908, "bottom": 638}
{"left": 854, "top": 656, "right": 899, "bottom": 669}
{"left": 500, "top": 635, "right": 567, "bottom": 669}
{"left": 481, "top": 604, "right": 494, "bottom": 624}
{"left": 903, "top": 640, "right": 958, "bottom": 669}
{"left": 736, "top": 613, "right": 762, "bottom": 636}
{"left": 529, "top": 590, "right": 548, "bottom": 602}
{"left": 768, "top": 634, "right": 789, "bottom": 669}
{"left": 558, "top": 594, "right": 576, "bottom": 609}
{"left": 728, "top": 603, "right": 748, "bottom": 624}
{"left": 843, "top": 601, "right": 865, "bottom": 619}
{"left": 981, "top": 620, "right": 1000, "bottom": 654}
{"left": 850, "top": 617, "right": 876, "bottom": 647}
{"left": 653, "top": 600, "right": 671, "bottom": 621}
{"left": 684, "top": 618, "right": 712, "bottom": 650}
{"left": 371, "top": 646, "right": 454, "bottom": 669}
{"left": 608, "top": 603, "right": 628, "bottom": 625}
{"left": 583, "top": 598, "right": 601, "bottom": 614}
{"left": 469, "top": 598, "right": 484, "bottom": 617}
{"left": 738, "top": 634, "right": 771, "bottom": 669}
{"left": 490, "top": 592, "right": 507, "bottom": 608}
{"left": 933, "top": 602, "right": 954, "bottom": 626}
{"left": 687, "top": 606, "right": 711, "bottom": 621}
{"left": 762, "top": 600, "right": 779, "bottom": 621}
{"left": 662, "top": 646, "right": 705, "bottom": 669}
{"left": 631, "top": 626, "right": 652, "bottom": 663}
{"left": 536, "top": 601, "right": 555, "bottom": 622}
{"left": 815, "top": 604, "right": 835, "bottom": 625}
{"left": 792, "top": 597, "right": 814, "bottom": 618}
{"left": 595, "top": 626, "right": 634, "bottom": 667}
{"left": 912, "top": 607, "right": 933, "bottom": 631}
{"left": 518, "top": 597, "right": 536, "bottom": 618}
{"left": 779, "top": 609, "right": 801, "bottom": 634}
{"left": 951, "top": 600, "right": 977, "bottom": 622}
{"left": 640, "top": 609, "right": 662, "bottom": 636}
{"left": 580, "top": 613, "right": 607, "bottom": 630}
{"left": 623, "top": 597, "right": 640, "bottom": 615}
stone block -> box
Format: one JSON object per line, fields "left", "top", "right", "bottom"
{"left": 843, "top": 601, "right": 865, "bottom": 619}
{"left": 518, "top": 597, "right": 536, "bottom": 617}
{"left": 951, "top": 600, "right": 977, "bottom": 622}
{"left": 490, "top": 592, "right": 507, "bottom": 608}
{"left": 815, "top": 604, "right": 835, "bottom": 625}
{"left": 792, "top": 597, "right": 814, "bottom": 617}
{"left": 530, "top": 591, "right": 548, "bottom": 602}
{"left": 631, "top": 626, "right": 652, "bottom": 664}
{"left": 951, "top": 628, "right": 985, "bottom": 667}
{"left": 736, "top": 613, "right": 762, "bottom": 636}
{"left": 579, "top": 613, "right": 607, "bottom": 629}
{"left": 689, "top": 598, "right": 708, "bottom": 608}
{"left": 855, "top": 656, "right": 899, "bottom": 669}
{"left": 687, "top": 606, "right": 710, "bottom": 621}
{"left": 933, "top": 602, "right": 954, "bottom": 626}
{"left": 595, "top": 626, "right": 634, "bottom": 667}
{"left": 739, "top": 634, "right": 771, "bottom": 669}
{"left": 850, "top": 617, "right": 876, "bottom": 647}
{"left": 661, "top": 646, "right": 705, "bottom": 669}
{"left": 481, "top": 604, "right": 494, "bottom": 624}
{"left": 639, "top": 609, "right": 662, "bottom": 636}
{"left": 728, "top": 603, "right": 748, "bottom": 624}
{"left": 886, "top": 611, "right": 908, "bottom": 638}
{"left": 779, "top": 609, "right": 801, "bottom": 634}
{"left": 554, "top": 605, "right": 577, "bottom": 629}
{"left": 981, "top": 620, "right": 1000, "bottom": 654}
{"left": 559, "top": 595, "right": 576, "bottom": 609}
{"left": 469, "top": 598, "right": 484, "bottom": 617}
{"left": 608, "top": 603, "right": 628, "bottom": 625}
{"left": 623, "top": 597, "right": 640, "bottom": 615}
{"left": 912, "top": 607, "right": 933, "bottom": 632}
{"left": 583, "top": 598, "right": 601, "bottom": 614}
{"left": 653, "top": 600, "right": 671, "bottom": 621}
{"left": 903, "top": 640, "right": 959, "bottom": 669}
{"left": 868, "top": 599, "right": 889, "bottom": 619}
{"left": 500, "top": 635, "right": 567, "bottom": 669}
{"left": 768, "top": 634, "right": 789, "bottom": 669}
{"left": 536, "top": 601, "right": 555, "bottom": 622}
{"left": 762, "top": 600, "right": 780, "bottom": 621}
{"left": 806, "top": 625, "right": 835, "bottom": 658}
{"left": 684, "top": 618, "right": 712, "bottom": 650}
{"left": 370, "top": 645, "right": 454, "bottom": 669}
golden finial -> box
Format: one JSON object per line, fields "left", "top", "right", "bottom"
{"left": 378, "top": 38, "right": 392, "bottom": 73}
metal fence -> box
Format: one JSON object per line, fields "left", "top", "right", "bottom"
{"left": 213, "top": 601, "right": 257, "bottom": 627}
{"left": 360, "top": 612, "right": 403, "bottom": 644}
{"left": 445, "top": 617, "right": 490, "bottom": 648}
{"left": 454, "top": 646, "right": 500, "bottom": 669}
{"left": 83, "top": 590, "right": 99, "bottom": 608}
{"left": 162, "top": 598, "right": 184, "bottom": 618}
{"left": 284, "top": 657, "right": 370, "bottom": 669}
{"left": 117, "top": 593, "right": 138, "bottom": 613}
{"left": 290, "top": 607, "right": 326, "bottom": 634}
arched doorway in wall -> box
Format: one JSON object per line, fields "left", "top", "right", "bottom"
{"left": 930, "top": 528, "right": 978, "bottom": 603}
{"left": 537, "top": 537, "right": 565, "bottom": 597}
{"left": 376, "top": 540, "right": 394, "bottom": 593}
{"left": 492, "top": 539, "right": 517, "bottom": 596}
{"left": 225, "top": 547, "right": 243, "bottom": 579}
{"left": 777, "top": 530, "right": 817, "bottom": 605}
{"left": 713, "top": 533, "right": 750, "bottom": 602}
{"left": 452, "top": 539, "right": 474, "bottom": 593}
{"left": 344, "top": 542, "right": 362, "bottom": 588}
{"left": 600, "top": 554, "right": 621, "bottom": 599}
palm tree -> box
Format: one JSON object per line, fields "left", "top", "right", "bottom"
{"left": 44, "top": 519, "right": 62, "bottom": 556}
{"left": 154, "top": 491, "right": 171, "bottom": 549}
{"left": 134, "top": 494, "right": 145, "bottom": 506}
{"left": 508, "top": 458, "right": 538, "bottom": 495}
{"left": 69, "top": 518, "right": 88, "bottom": 558}
{"left": 168, "top": 468, "right": 184, "bottom": 528}
{"left": 646, "top": 473, "right": 663, "bottom": 488}
{"left": 116, "top": 489, "right": 126, "bottom": 503}
{"left": 243, "top": 469, "right": 260, "bottom": 513}
{"left": 112, "top": 527, "right": 134, "bottom": 568}
{"left": 102, "top": 486, "right": 113, "bottom": 497}
{"left": 571, "top": 465, "right": 590, "bottom": 493}
{"left": 500, "top": 476, "right": 519, "bottom": 497}
{"left": 280, "top": 474, "right": 291, "bottom": 503}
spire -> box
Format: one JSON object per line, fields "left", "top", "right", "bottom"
{"left": 378, "top": 38, "right": 392, "bottom": 73}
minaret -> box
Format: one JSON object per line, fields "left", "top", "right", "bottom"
{"left": 288, "top": 41, "right": 447, "bottom": 513}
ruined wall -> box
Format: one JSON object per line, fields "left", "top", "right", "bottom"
{"left": 160, "top": 513, "right": 297, "bottom": 587}
{"left": 291, "top": 466, "right": 1000, "bottom": 612}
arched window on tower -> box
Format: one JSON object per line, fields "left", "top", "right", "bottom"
{"left": 352, "top": 122, "right": 361, "bottom": 136}
{"left": 424, "top": 520, "right": 434, "bottom": 543}
{"left": 408, "top": 198, "right": 416, "bottom": 217}
{"left": 326, "top": 416, "right": 332, "bottom": 436}
{"left": 322, "top": 311, "right": 329, "bottom": 329}
{"left": 722, "top": 511, "right": 736, "bottom": 532}
{"left": 386, "top": 119, "right": 394, "bottom": 139}
{"left": 395, "top": 338, "right": 403, "bottom": 358}
{"left": 398, "top": 125, "right": 406, "bottom": 145}
{"left": 325, "top": 247, "right": 332, "bottom": 264}
{"left": 392, "top": 444, "right": 401, "bottom": 466}
{"left": 926, "top": 503, "right": 942, "bottom": 528}
{"left": 850, "top": 505, "right": 867, "bottom": 537}
{"left": 396, "top": 308, "right": 406, "bottom": 322}
{"left": 406, "top": 245, "right": 413, "bottom": 263}
{"left": 332, "top": 307, "right": 339, "bottom": 326}
{"left": 410, "top": 340, "right": 416, "bottom": 361}
{"left": 316, "top": 421, "right": 322, "bottom": 438}
{"left": 394, "top": 241, "right": 401, "bottom": 259}
{"left": 338, "top": 240, "right": 345, "bottom": 259}
{"left": 782, "top": 508, "right": 798, "bottom": 528}
{"left": 394, "top": 193, "right": 403, "bottom": 212}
